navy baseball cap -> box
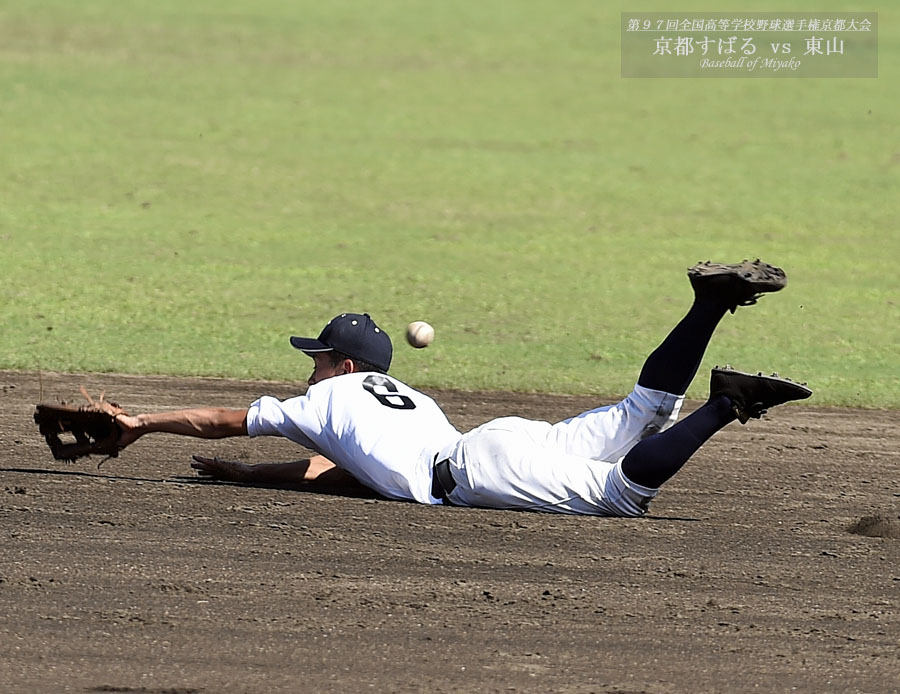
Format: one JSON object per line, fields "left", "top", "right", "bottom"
{"left": 290, "top": 313, "right": 392, "bottom": 371}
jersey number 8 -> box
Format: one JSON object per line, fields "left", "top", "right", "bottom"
{"left": 363, "top": 375, "right": 417, "bottom": 410}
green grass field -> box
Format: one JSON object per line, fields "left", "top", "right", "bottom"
{"left": 1, "top": 1, "right": 897, "bottom": 407}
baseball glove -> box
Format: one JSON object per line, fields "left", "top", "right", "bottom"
{"left": 33, "top": 387, "right": 128, "bottom": 463}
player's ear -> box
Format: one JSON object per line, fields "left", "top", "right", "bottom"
{"left": 340, "top": 358, "right": 357, "bottom": 375}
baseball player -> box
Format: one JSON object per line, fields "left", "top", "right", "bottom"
{"left": 114, "top": 260, "right": 811, "bottom": 516}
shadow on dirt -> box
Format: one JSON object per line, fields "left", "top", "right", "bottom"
{"left": 0, "top": 466, "right": 382, "bottom": 499}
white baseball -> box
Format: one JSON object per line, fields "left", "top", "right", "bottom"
{"left": 406, "top": 321, "right": 435, "bottom": 348}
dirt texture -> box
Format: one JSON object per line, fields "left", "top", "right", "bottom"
{"left": 2, "top": 370, "right": 898, "bottom": 694}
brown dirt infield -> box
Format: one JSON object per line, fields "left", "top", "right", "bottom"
{"left": 1, "top": 370, "right": 898, "bottom": 694}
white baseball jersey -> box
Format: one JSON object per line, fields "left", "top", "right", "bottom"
{"left": 248, "top": 374, "right": 683, "bottom": 517}
{"left": 246, "top": 372, "right": 461, "bottom": 503}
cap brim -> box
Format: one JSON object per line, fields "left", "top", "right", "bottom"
{"left": 290, "top": 336, "right": 333, "bottom": 353}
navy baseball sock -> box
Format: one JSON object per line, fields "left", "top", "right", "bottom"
{"left": 620, "top": 395, "right": 736, "bottom": 488}
{"left": 637, "top": 299, "right": 728, "bottom": 395}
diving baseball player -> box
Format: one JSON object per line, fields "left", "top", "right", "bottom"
{"left": 113, "top": 260, "right": 811, "bottom": 516}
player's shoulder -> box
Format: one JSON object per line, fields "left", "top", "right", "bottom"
{"left": 316, "top": 372, "right": 436, "bottom": 406}
{"left": 308, "top": 371, "right": 413, "bottom": 394}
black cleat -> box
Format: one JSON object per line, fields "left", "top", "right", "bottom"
{"left": 710, "top": 365, "right": 812, "bottom": 424}
{"left": 688, "top": 259, "right": 787, "bottom": 313}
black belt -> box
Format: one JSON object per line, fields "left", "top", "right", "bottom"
{"left": 431, "top": 458, "right": 457, "bottom": 501}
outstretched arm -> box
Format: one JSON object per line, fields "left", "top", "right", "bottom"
{"left": 116, "top": 408, "right": 249, "bottom": 449}
{"left": 116, "top": 408, "right": 368, "bottom": 492}
{"left": 190, "top": 454, "right": 370, "bottom": 493}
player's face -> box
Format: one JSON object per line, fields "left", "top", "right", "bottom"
{"left": 308, "top": 353, "right": 346, "bottom": 386}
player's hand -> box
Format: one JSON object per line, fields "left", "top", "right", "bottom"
{"left": 191, "top": 455, "right": 254, "bottom": 482}
{"left": 114, "top": 414, "right": 144, "bottom": 450}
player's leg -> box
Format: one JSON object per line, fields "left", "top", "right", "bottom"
{"left": 636, "top": 259, "right": 787, "bottom": 396}
{"left": 619, "top": 395, "right": 735, "bottom": 488}
{"left": 620, "top": 367, "right": 812, "bottom": 488}
{"left": 547, "top": 260, "right": 788, "bottom": 462}
{"left": 444, "top": 418, "right": 643, "bottom": 515}
{"left": 546, "top": 386, "right": 684, "bottom": 464}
